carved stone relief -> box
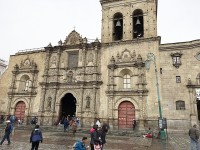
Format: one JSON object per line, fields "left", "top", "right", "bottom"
{"left": 86, "top": 67, "right": 95, "bottom": 74}
{"left": 19, "top": 58, "right": 37, "bottom": 70}
{"left": 48, "top": 69, "right": 58, "bottom": 76}
{"left": 116, "top": 48, "right": 136, "bottom": 63}
{"left": 48, "top": 76, "right": 57, "bottom": 83}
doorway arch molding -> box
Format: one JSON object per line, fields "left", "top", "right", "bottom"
{"left": 57, "top": 90, "right": 80, "bottom": 104}
{"left": 56, "top": 90, "right": 81, "bottom": 116}
{"left": 10, "top": 98, "right": 29, "bottom": 112}
{"left": 115, "top": 97, "right": 140, "bottom": 119}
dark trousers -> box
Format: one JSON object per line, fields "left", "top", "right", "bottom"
{"left": 31, "top": 141, "right": 40, "bottom": 150}
{"left": 90, "top": 144, "right": 94, "bottom": 150}
{"left": 0, "top": 132, "right": 10, "bottom": 145}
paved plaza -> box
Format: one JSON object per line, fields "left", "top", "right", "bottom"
{"left": 0, "top": 126, "right": 192, "bottom": 150}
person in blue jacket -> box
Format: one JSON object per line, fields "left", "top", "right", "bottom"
{"left": 74, "top": 137, "right": 88, "bottom": 150}
{"left": 30, "top": 125, "right": 43, "bottom": 150}
{"left": 0, "top": 120, "right": 12, "bottom": 145}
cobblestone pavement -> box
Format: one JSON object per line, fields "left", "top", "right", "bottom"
{"left": 168, "top": 134, "right": 190, "bottom": 150}
{"left": 0, "top": 130, "right": 151, "bottom": 150}
{"left": 0, "top": 129, "right": 192, "bottom": 150}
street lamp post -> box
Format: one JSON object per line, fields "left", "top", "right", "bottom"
{"left": 145, "top": 52, "right": 166, "bottom": 139}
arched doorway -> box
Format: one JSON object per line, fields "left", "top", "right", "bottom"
{"left": 118, "top": 101, "right": 135, "bottom": 129}
{"left": 59, "top": 93, "right": 76, "bottom": 120}
{"left": 14, "top": 101, "right": 26, "bottom": 120}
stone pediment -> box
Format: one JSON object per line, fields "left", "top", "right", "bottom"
{"left": 64, "top": 30, "right": 83, "bottom": 45}
{"left": 116, "top": 48, "right": 136, "bottom": 63}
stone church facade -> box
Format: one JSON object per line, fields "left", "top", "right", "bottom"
{"left": 0, "top": 0, "right": 200, "bottom": 131}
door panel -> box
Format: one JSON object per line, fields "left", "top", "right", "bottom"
{"left": 118, "top": 101, "right": 135, "bottom": 129}
{"left": 14, "top": 101, "right": 26, "bottom": 120}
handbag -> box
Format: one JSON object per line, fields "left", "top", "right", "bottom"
{"left": 94, "top": 144, "right": 102, "bottom": 150}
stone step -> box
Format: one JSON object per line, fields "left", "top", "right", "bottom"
{"left": 0, "top": 124, "right": 144, "bottom": 137}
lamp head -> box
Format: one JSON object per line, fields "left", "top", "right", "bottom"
{"left": 145, "top": 59, "right": 151, "bottom": 71}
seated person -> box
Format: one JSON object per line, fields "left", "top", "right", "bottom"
{"left": 143, "top": 127, "right": 153, "bottom": 138}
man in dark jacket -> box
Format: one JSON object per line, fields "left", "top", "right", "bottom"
{"left": 98, "top": 124, "right": 108, "bottom": 150}
{"left": 30, "top": 125, "right": 43, "bottom": 150}
{"left": 189, "top": 124, "right": 200, "bottom": 150}
{"left": 0, "top": 120, "right": 12, "bottom": 145}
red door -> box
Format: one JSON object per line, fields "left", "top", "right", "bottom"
{"left": 14, "top": 101, "right": 26, "bottom": 120}
{"left": 118, "top": 101, "right": 135, "bottom": 129}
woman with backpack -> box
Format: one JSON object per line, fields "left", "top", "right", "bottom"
{"left": 30, "top": 125, "right": 43, "bottom": 150}
{"left": 90, "top": 124, "right": 102, "bottom": 150}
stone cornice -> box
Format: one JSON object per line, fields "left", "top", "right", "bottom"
{"left": 186, "top": 84, "right": 200, "bottom": 88}
{"left": 100, "top": 0, "right": 150, "bottom": 5}
{"left": 102, "top": 36, "right": 160, "bottom": 48}
{"left": 160, "top": 39, "right": 200, "bottom": 51}
{"left": 106, "top": 89, "right": 148, "bottom": 95}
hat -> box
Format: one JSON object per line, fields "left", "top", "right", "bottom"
{"left": 82, "top": 137, "right": 87, "bottom": 141}
{"left": 6, "top": 120, "right": 10, "bottom": 123}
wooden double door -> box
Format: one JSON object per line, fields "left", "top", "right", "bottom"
{"left": 14, "top": 101, "right": 26, "bottom": 120}
{"left": 118, "top": 101, "right": 135, "bottom": 129}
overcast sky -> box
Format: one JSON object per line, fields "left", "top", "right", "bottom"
{"left": 0, "top": 0, "right": 200, "bottom": 61}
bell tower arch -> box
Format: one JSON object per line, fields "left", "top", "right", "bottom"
{"left": 100, "top": 0, "right": 158, "bottom": 43}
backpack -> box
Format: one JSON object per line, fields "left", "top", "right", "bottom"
{"left": 72, "top": 142, "right": 77, "bottom": 150}
{"left": 10, "top": 124, "right": 13, "bottom": 133}
{"left": 32, "top": 130, "right": 42, "bottom": 142}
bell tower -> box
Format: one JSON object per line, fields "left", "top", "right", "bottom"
{"left": 100, "top": 0, "right": 158, "bottom": 43}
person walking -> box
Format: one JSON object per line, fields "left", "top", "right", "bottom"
{"left": 132, "top": 119, "right": 136, "bottom": 130}
{"left": 72, "top": 120, "right": 77, "bottom": 136}
{"left": 63, "top": 117, "right": 69, "bottom": 132}
{"left": 30, "top": 125, "right": 43, "bottom": 150}
{"left": 98, "top": 124, "right": 109, "bottom": 150}
{"left": 90, "top": 124, "right": 102, "bottom": 150}
{"left": 189, "top": 124, "right": 200, "bottom": 150}
{"left": 0, "top": 120, "right": 12, "bottom": 145}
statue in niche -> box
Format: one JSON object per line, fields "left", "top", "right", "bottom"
{"left": 50, "top": 56, "right": 57, "bottom": 68}
{"left": 87, "top": 53, "right": 94, "bottom": 66}
{"left": 47, "top": 97, "right": 52, "bottom": 109}
{"left": 67, "top": 71, "right": 73, "bottom": 82}
{"left": 61, "top": 59, "right": 65, "bottom": 68}
{"left": 86, "top": 96, "right": 90, "bottom": 108}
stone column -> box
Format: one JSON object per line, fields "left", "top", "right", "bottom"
{"left": 51, "top": 88, "right": 57, "bottom": 113}
{"left": 108, "top": 96, "right": 114, "bottom": 129}
{"left": 51, "top": 49, "right": 61, "bottom": 113}
{"left": 93, "top": 85, "right": 97, "bottom": 118}
{"left": 191, "top": 89, "right": 198, "bottom": 125}
{"left": 39, "top": 88, "right": 46, "bottom": 112}
{"left": 39, "top": 48, "right": 50, "bottom": 114}
{"left": 7, "top": 65, "right": 18, "bottom": 114}
{"left": 77, "top": 85, "right": 84, "bottom": 118}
